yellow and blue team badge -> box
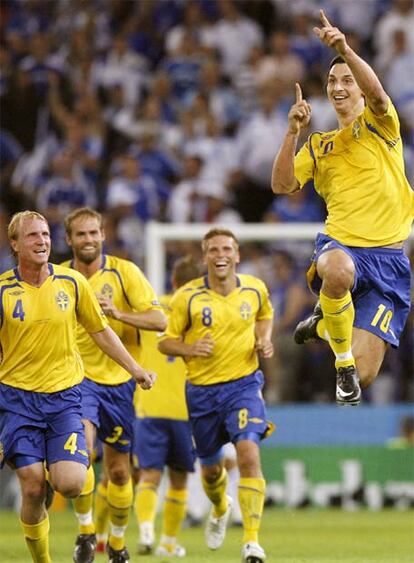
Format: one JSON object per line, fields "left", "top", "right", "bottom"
{"left": 352, "top": 121, "right": 361, "bottom": 140}
{"left": 101, "top": 283, "right": 113, "bottom": 299}
{"left": 240, "top": 301, "right": 252, "bottom": 320}
{"left": 55, "top": 291, "right": 69, "bottom": 311}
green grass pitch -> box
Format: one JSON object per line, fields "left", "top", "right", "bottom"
{"left": 0, "top": 508, "right": 413, "bottom": 562}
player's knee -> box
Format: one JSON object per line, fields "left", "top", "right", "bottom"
{"left": 322, "top": 264, "right": 354, "bottom": 292}
{"left": 107, "top": 466, "right": 129, "bottom": 486}
{"left": 202, "top": 465, "right": 222, "bottom": 484}
{"left": 22, "top": 481, "right": 47, "bottom": 505}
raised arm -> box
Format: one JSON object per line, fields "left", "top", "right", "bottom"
{"left": 314, "top": 9, "right": 388, "bottom": 114}
{"left": 90, "top": 326, "right": 156, "bottom": 389}
{"left": 271, "top": 83, "right": 311, "bottom": 194}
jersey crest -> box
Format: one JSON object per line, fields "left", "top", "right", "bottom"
{"left": 55, "top": 291, "right": 69, "bottom": 311}
{"left": 352, "top": 121, "right": 361, "bottom": 140}
{"left": 240, "top": 301, "right": 252, "bottom": 320}
{"left": 101, "top": 283, "right": 113, "bottom": 299}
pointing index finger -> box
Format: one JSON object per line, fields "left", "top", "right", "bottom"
{"left": 320, "top": 9, "right": 332, "bottom": 27}
{"left": 295, "top": 82, "right": 302, "bottom": 103}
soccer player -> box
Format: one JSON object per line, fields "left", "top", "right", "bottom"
{"left": 0, "top": 211, "right": 154, "bottom": 563}
{"left": 133, "top": 255, "right": 200, "bottom": 557}
{"left": 63, "top": 207, "right": 166, "bottom": 563}
{"left": 159, "top": 228, "right": 274, "bottom": 563}
{"left": 271, "top": 10, "right": 413, "bottom": 406}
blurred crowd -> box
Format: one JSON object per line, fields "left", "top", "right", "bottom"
{"left": 0, "top": 0, "right": 413, "bottom": 403}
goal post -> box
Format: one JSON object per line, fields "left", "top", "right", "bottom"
{"left": 145, "top": 222, "right": 324, "bottom": 294}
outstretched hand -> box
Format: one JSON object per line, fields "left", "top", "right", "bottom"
{"left": 287, "top": 83, "right": 312, "bottom": 135}
{"left": 313, "top": 9, "right": 347, "bottom": 56}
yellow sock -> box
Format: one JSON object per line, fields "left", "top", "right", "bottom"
{"left": 72, "top": 465, "right": 95, "bottom": 534}
{"left": 162, "top": 488, "right": 188, "bottom": 539}
{"left": 316, "top": 318, "right": 328, "bottom": 341}
{"left": 21, "top": 515, "right": 51, "bottom": 563}
{"left": 94, "top": 482, "right": 109, "bottom": 539}
{"left": 107, "top": 478, "right": 133, "bottom": 551}
{"left": 202, "top": 468, "right": 228, "bottom": 518}
{"left": 319, "top": 291, "right": 355, "bottom": 369}
{"left": 238, "top": 477, "right": 266, "bottom": 544}
{"left": 134, "top": 482, "right": 158, "bottom": 525}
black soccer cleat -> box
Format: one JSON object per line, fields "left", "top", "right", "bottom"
{"left": 294, "top": 302, "right": 323, "bottom": 344}
{"left": 73, "top": 533, "right": 97, "bottom": 563}
{"left": 106, "top": 544, "right": 130, "bottom": 563}
{"left": 336, "top": 366, "right": 361, "bottom": 406}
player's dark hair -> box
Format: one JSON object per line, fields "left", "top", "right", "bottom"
{"left": 202, "top": 228, "right": 239, "bottom": 253}
{"left": 328, "top": 55, "right": 346, "bottom": 72}
{"left": 64, "top": 207, "right": 103, "bottom": 236}
{"left": 172, "top": 256, "right": 201, "bottom": 289}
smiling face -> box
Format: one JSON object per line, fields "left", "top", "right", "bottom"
{"left": 11, "top": 216, "right": 51, "bottom": 267}
{"left": 327, "top": 62, "right": 365, "bottom": 117}
{"left": 203, "top": 234, "right": 240, "bottom": 282}
{"left": 66, "top": 215, "right": 104, "bottom": 265}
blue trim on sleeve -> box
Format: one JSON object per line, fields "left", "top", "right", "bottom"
{"left": 364, "top": 119, "right": 399, "bottom": 149}
{"left": 240, "top": 287, "right": 262, "bottom": 309}
{"left": 53, "top": 275, "right": 79, "bottom": 309}
{"left": 187, "top": 290, "right": 209, "bottom": 329}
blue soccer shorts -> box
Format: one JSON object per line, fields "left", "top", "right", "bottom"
{"left": 133, "top": 417, "right": 195, "bottom": 472}
{"left": 308, "top": 233, "right": 411, "bottom": 347}
{"left": 185, "top": 370, "right": 273, "bottom": 462}
{"left": 80, "top": 377, "right": 136, "bottom": 453}
{"left": 0, "top": 383, "right": 88, "bottom": 469}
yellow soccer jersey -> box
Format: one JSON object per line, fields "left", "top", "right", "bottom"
{"left": 294, "top": 100, "right": 414, "bottom": 247}
{"left": 162, "top": 274, "right": 273, "bottom": 385}
{"left": 62, "top": 255, "right": 162, "bottom": 385}
{"left": 0, "top": 264, "right": 107, "bottom": 393}
{"left": 134, "top": 295, "right": 188, "bottom": 420}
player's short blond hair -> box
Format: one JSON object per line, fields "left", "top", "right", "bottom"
{"left": 7, "top": 211, "right": 48, "bottom": 242}
{"left": 64, "top": 207, "right": 103, "bottom": 236}
{"left": 201, "top": 228, "right": 239, "bottom": 253}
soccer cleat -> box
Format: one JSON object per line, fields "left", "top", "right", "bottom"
{"left": 205, "top": 495, "right": 233, "bottom": 550}
{"left": 241, "top": 541, "right": 266, "bottom": 563}
{"left": 137, "top": 522, "right": 154, "bottom": 555}
{"left": 336, "top": 365, "right": 361, "bottom": 406}
{"left": 294, "top": 302, "right": 323, "bottom": 344}
{"left": 106, "top": 544, "right": 130, "bottom": 563}
{"left": 155, "top": 543, "right": 186, "bottom": 557}
{"left": 72, "top": 534, "right": 97, "bottom": 563}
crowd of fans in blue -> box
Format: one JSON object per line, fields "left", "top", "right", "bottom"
{"left": 0, "top": 0, "right": 413, "bottom": 402}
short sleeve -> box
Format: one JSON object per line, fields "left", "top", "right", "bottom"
{"left": 294, "top": 139, "right": 316, "bottom": 188}
{"left": 76, "top": 274, "right": 108, "bottom": 333}
{"left": 162, "top": 289, "right": 189, "bottom": 340}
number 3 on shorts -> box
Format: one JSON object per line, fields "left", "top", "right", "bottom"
{"left": 64, "top": 432, "right": 78, "bottom": 455}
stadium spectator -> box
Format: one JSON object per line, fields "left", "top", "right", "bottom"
{"left": 63, "top": 207, "right": 164, "bottom": 563}
{"left": 271, "top": 10, "right": 414, "bottom": 406}
{"left": 0, "top": 210, "right": 155, "bottom": 563}
{"left": 159, "top": 227, "right": 274, "bottom": 563}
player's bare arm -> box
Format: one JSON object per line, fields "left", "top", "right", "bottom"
{"left": 254, "top": 319, "right": 274, "bottom": 359}
{"left": 314, "top": 9, "right": 388, "bottom": 114}
{"left": 271, "top": 82, "right": 311, "bottom": 194}
{"left": 158, "top": 334, "right": 214, "bottom": 358}
{"left": 97, "top": 294, "right": 167, "bottom": 331}
{"left": 90, "top": 326, "right": 156, "bottom": 389}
